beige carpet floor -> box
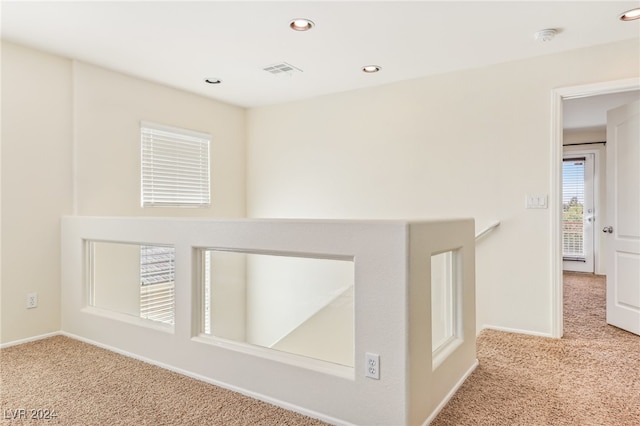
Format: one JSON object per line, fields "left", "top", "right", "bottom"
{"left": 1, "top": 273, "right": 638, "bottom": 425}
{"left": 432, "top": 272, "right": 640, "bottom": 425}
{"left": 0, "top": 338, "right": 328, "bottom": 425}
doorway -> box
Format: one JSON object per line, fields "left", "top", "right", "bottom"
{"left": 551, "top": 78, "right": 640, "bottom": 338}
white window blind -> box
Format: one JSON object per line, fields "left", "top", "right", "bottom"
{"left": 140, "top": 245, "right": 175, "bottom": 325}
{"left": 141, "top": 122, "right": 211, "bottom": 207}
{"left": 562, "top": 158, "right": 585, "bottom": 259}
{"left": 140, "top": 245, "right": 175, "bottom": 286}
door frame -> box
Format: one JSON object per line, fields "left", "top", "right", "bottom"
{"left": 550, "top": 77, "right": 640, "bottom": 338}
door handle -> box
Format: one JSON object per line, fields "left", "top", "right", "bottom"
{"left": 602, "top": 226, "right": 613, "bottom": 233}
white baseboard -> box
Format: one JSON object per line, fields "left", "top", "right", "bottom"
{"left": 0, "top": 331, "right": 62, "bottom": 349}
{"left": 481, "top": 324, "right": 554, "bottom": 338}
{"left": 423, "top": 359, "right": 479, "bottom": 426}
{"left": 60, "top": 332, "right": 354, "bottom": 426}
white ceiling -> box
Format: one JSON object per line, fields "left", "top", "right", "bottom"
{"left": 2, "top": 1, "right": 639, "bottom": 108}
{"left": 564, "top": 90, "right": 640, "bottom": 131}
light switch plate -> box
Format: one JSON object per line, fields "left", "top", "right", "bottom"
{"left": 526, "top": 194, "right": 548, "bottom": 209}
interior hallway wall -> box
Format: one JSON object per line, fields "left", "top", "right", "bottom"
{"left": 73, "top": 61, "right": 246, "bottom": 218}
{"left": 1, "top": 42, "right": 247, "bottom": 344}
{"left": 1, "top": 42, "right": 73, "bottom": 342}
{"left": 2, "top": 37, "right": 637, "bottom": 344}
{"left": 246, "top": 38, "right": 640, "bottom": 336}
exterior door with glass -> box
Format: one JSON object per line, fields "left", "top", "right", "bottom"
{"left": 562, "top": 153, "right": 595, "bottom": 273}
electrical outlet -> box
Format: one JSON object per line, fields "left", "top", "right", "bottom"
{"left": 365, "top": 352, "right": 380, "bottom": 380}
{"left": 26, "top": 292, "right": 38, "bottom": 309}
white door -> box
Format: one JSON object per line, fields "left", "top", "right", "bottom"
{"left": 562, "top": 153, "right": 595, "bottom": 273}
{"left": 605, "top": 100, "right": 640, "bottom": 336}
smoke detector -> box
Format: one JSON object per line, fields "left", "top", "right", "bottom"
{"left": 534, "top": 29, "right": 557, "bottom": 42}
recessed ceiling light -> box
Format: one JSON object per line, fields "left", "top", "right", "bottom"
{"left": 289, "top": 18, "right": 314, "bottom": 31}
{"left": 619, "top": 7, "right": 640, "bottom": 21}
{"left": 362, "top": 65, "right": 381, "bottom": 73}
{"left": 204, "top": 78, "right": 221, "bottom": 85}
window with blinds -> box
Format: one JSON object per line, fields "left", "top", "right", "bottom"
{"left": 140, "top": 245, "right": 175, "bottom": 325}
{"left": 562, "top": 158, "right": 585, "bottom": 260}
{"left": 141, "top": 122, "right": 211, "bottom": 207}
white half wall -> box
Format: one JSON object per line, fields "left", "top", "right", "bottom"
{"left": 61, "top": 216, "right": 476, "bottom": 425}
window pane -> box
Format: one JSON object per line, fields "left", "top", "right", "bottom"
{"left": 562, "top": 159, "right": 585, "bottom": 259}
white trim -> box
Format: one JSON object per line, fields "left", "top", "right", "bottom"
{"left": 551, "top": 89, "right": 565, "bottom": 338}
{"left": 550, "top": 78, "right": 640, "bottom": 339}
{"left": 60, "top": 332, "right": 354, "bottom": 426}
{"left": 80, "top": 306, "right": 174, "bottom": 333}
{"left": 71, "top": 60, "right": 78, "bottom": 215}
{"left": 0, "top": 331, "right": 62, "bottom": 349}
{"left": 139, "top": 120, "right": 210, "bottom": 141}
{"left": 422, "top": 359, "right": 479, "bottom": 426}
{"left": 481, "top": 324, "right": 553, "bottom": 338}
{"left": 191, "top": 335, "right": 355, "bottom": 380}
{"left": 475, "top": 220, "right": 500, "bottom": 241}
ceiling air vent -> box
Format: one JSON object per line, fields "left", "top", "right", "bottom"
{"left": 263, "top": 62, "right": 303, "bottom": 77}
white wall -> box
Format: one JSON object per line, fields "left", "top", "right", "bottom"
{"left": 247, "top": 38, "right": 640, "bottom": 336}
{"left": 245, "top": 254, "right": 353, "bottom": 348}
{"left": 207, "top": 250, "right": 247, "bottom": 341}
{"left": 564, "top": 128, "right": 606, "bottom": 146}
{"left": 73, "top": 61, "right": 246, "bottom": 218}
{"left": 1, "top": 42, "right": 247, "bottom": 344}
{"left": 3, "top": 37, "right": 638, "bottom": 343}
{"left": 205, "top": 249, "right": 354, "bottom": 366}
{"left": 1, "top": 42, "right": 73, "bottom": 343}
{"left": 271, "top": 286, "right": 353, "bottom": 367}
{"left": 92, "top": 242, "right": 141, "bottom": 317}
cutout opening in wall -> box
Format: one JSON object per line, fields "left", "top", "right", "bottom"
{"left": 431, "top": 249, "right": 463, "bottom": 370}
{"left": 86, "top": 240, "right": 175, "bottom": 331}
{"left": 198, "top": 248, "right": 355, "bottom": 369}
